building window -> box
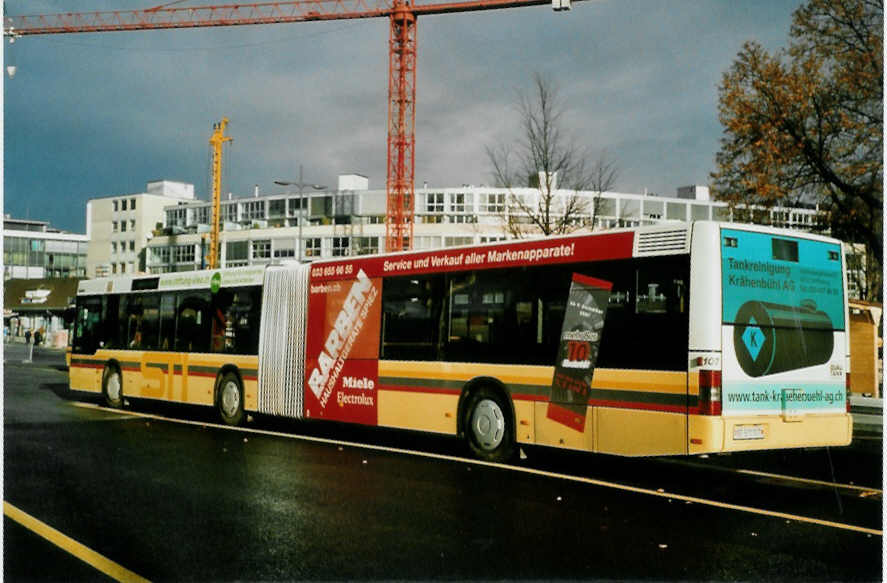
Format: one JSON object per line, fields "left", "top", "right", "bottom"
{"left": 288, "top": 197, "right": 306, "bottom": 216}
{"left": 269, "top": 199, "right": 286, "bottom": 217}
{"left": 352, "top": 237, "right": 379, "bottom": 256}
{"left": 130, "top": 198, "right": 136, "bottom": 210}
{"left": 426, "top": 193, "right": 444, "bottom": 213}
{"left": 112, "top": 221, "right": 118, "bottom": 232}
{"left": 449, "top": 215, "right": 477, "bottom": 224}
{"left": 251, "top": 240, "right": 271, "bottom": 259}
{"left": 226, "top": 241, "right": 248, "bottom": 262}
{"left": 121, "top": 199, "right": 127, "bottom": 211}
{"left": 175, "top": 245, "right": 195, "bottom": 263}
{"left": 450, "top": 193, "right": 467, "bottom": 213}
{"left": 167, "top": 208, "right": 188, "bottom": 229}
{"left": 332, "top": 237, "right": 350, "bottom": 257}
{"left": 481, "top": 193, "right": 506, "bottom": 213}
{"left": 273, "top": 248, "right": 296, "bottom": 258}
{"left": 444, "top": 236, "right": 473, "bottom": 247}
{"left": 130, "top": 220, "right": 136, "bottom": 231}
{"left": 304, "top": 238, "right": 321, "bottom": 258}
{"left": 196, "top": 206, "right": 210, "bottom": 225}
{"left": 243, "top": 201, "right": 266, "bottom": 221}
{"left": 223, "top": 204, "right": 238, "bottom": 223}
{"left": 111, "top": 242, "right": 117, "bottom": 254}
{"left": 129, "top": 240, "right": 135, "bottom": 252}
{"left": 479, "top": 236, "right": 507, "bottom": 244}
{"left": 121, "top": 221, "right": 127, "bottom": 233}
{"left": 150, "top": 247, "right": 171, "bottom": 264}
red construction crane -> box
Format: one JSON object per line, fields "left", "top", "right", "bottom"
{"left": 4, "top": 0, "right": 577, "bottom": 252}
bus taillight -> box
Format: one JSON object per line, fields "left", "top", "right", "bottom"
{"left": 698, "top": 370, "right": 722, "bottom": 416}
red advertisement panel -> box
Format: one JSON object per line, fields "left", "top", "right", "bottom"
{"left": 304, "top": 268, "right": 381, "bottom": 424}
{"left": 307, "top": 231, "right": 634, "bottom": 283}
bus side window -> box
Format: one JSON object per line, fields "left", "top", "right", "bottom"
{"left": 122, "top": 294, "right": 160, "bottom": 350}
{"left": 211, "top": 286, "right": 261, "bottom": 355}
{"left": 72, "top": 296, "right": 102, "bottom": 354}
{"left": 158, "top": 294, "right": 176, "bottom": 351}
{"left": 176, "top": 292, "right": 211, "bottom": 353}
{"left": 124, "top": 295, "right": 145, "bottom": 349}
{"left": 105, "top": 295, "right": 120, "bottom": 349}
{"left": 381, "top": 274, "right": 445, "bottom": 360}
{"left": 444, "top": 269, "right": 539, "bottom": 364}
{"left": 630, "top": 257, "right": 690, "bottom": 370}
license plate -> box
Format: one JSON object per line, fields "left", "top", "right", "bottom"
{"left": 733, "top": 424, "right": 765, "bottom": 440}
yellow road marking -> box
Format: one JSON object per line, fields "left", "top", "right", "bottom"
{"left": 4, "top": 501, "right": 150, "bottom": 583}
{"left": 656, "top": 458, "right": 882, "bottom": 495}
{"left": 734, "top": 468, "right": 883, "bottom": 495}
{"left": 73, "top": 402, "right": 883, "bottom": 537}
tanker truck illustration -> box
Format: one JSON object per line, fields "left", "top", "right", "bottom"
{"left": 733, "top": 299, "right": 834, "bottom": 377}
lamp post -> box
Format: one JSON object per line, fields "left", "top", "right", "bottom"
{"left": 274, "top": 165, "right": 327, "bottom": 262}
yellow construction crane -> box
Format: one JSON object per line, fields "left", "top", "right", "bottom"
{"left": 208, "top": 118, "right": 232, "bottom": 270}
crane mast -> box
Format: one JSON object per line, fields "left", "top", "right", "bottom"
{"left": 209, "top": 118, "right": 232, "bottom": 270}
{"left": 5, "top": 0, "right": 575, "bottom": 253}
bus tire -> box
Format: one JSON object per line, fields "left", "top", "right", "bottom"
{"left": 463, "top": 386, "right": 515, "bottom": 463}
{"left": 102, "top": 364, "right": 124, "bottom": 409}
{"left": 216, "top": 372, "right": 244, "bottom": 426}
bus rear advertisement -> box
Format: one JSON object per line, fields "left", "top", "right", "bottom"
{"left": 69, "top": 222, "right": 852, "bottom": 461}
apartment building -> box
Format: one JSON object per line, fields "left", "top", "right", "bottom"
{"left": 86, "top": 180, "right": 196, "bottom": 277}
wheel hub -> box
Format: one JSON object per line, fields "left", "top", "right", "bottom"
{"left": 107, "top": 372, "right": 121, "bottom": 403}
{"left": 221, "top": 381, "right": 240, "bottom": 417}
{"left": 471, "top": 398, "right": 505, "bottom": 451}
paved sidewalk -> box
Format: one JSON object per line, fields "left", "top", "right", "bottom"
{"left": 3, "top": 341, "right": 67, "bottom": 369}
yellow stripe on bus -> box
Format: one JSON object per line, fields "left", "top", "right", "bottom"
{"left": 379, "top": 361, "right": 688, "bottom": 395}
{"left": 379, "top": 360, "right": 555, "bottom": 387}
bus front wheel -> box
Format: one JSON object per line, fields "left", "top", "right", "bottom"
{"left": 102, "top": 365, "right": 124, "bottom": 409}
{"left": 463, "top": 386, "right": 515, "bottom": 463}
{"left": 216, "top": 372, "right": 244, "bottom": 426}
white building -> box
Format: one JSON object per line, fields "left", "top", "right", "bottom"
{"left": 144, "top": 176, "right": 827, "bottom": 274}
{"left": 86, "top": 180, "right": 195, "bottom": 277}
{"left": 3, "top": 216, "right": 88, "bottom": 280}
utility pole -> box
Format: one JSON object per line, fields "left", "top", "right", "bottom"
{"left": 275, "top": 166, "right": 327, "bottom": 262}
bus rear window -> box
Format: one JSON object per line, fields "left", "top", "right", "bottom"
{"left": 772, "top": 238, "right": 799, "bottom": 262}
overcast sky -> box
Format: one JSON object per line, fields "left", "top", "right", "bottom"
{"left": 3, "top": 0, "right": 803, "bottom": 233}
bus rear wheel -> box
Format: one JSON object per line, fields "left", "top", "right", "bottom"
{"left": 102, "top": 365, "right": 124, "bottom": 409}
{"left": 217, "top": 372, "right": 244, "bottom": 426}
{"left": 463, "top": 386, "right": 515, "bottom": 463}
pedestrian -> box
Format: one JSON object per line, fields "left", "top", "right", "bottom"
{"left": 24, "top": 330, "right": 31, "bottom": 345}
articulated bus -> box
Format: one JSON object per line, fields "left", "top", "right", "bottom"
{"left": 69, "top": 222, "right": 852, "bottom": 461}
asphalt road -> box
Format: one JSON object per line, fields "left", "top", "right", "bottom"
{"left": 3, "top": 346, "right": 883, "bottom": 581}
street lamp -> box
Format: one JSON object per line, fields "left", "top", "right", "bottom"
{"left": 274, "top": 165, "right": 327, "bottom": 262}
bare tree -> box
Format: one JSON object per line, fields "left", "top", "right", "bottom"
{"left": 587, "top": 151, "right": 620, "bottom": 229}
{"left": 486, "top": 73, "right": 619, "bottom": 238}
